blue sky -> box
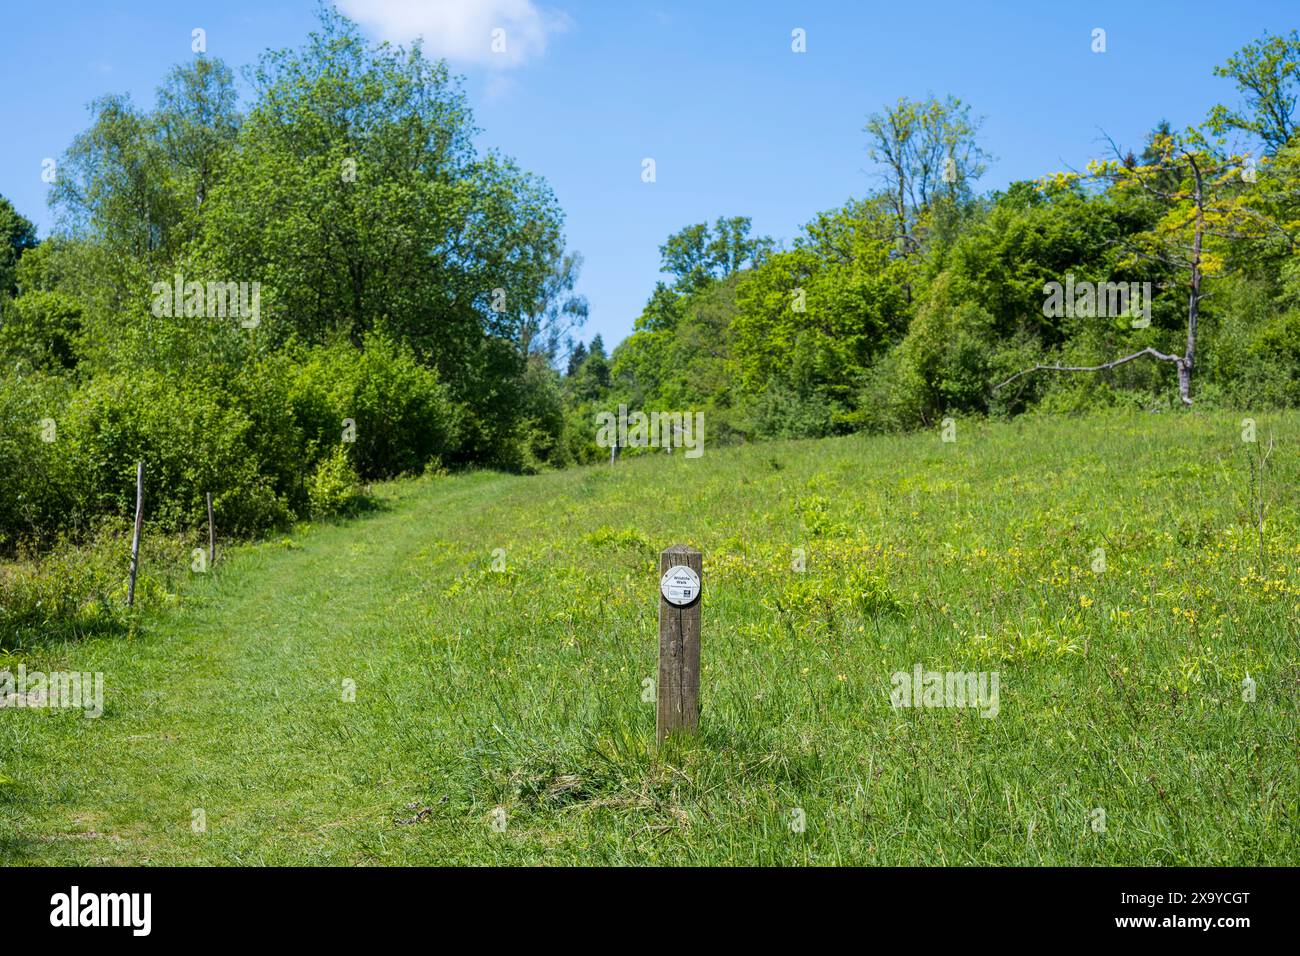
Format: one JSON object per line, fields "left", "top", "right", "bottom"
{"left": 1, "top": 1, "right": 1294, "bottom": 349}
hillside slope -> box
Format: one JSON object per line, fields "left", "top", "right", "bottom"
{"left": 1, "top": 410, "right": 1296, "bottom": 864}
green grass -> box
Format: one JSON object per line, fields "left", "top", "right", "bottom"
{"left": 1, "top": 409, "right": 1296, "bottom": 865}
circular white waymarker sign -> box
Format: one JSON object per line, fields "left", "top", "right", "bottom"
{"left": 660, "top": 565, "right": 701, "bottom": 606}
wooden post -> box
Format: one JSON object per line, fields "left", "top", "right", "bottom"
{"left": 657, "top": 545, "right": 702, "bottom": 743}
{"left": 206, "top": 492, "right": 215, "bottom": 566}
{"left": 127, "top": 461, "right": 144, "bottom": 608}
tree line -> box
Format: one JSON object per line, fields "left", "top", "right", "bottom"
{"left": 561, "top": 31, "right": 1300, "bottom": 460}
{"left": 0, "top": 8, "right": 587, "bottom": 555}
{"left": 2, "top": 14, "right": 1299, "bottom": 560}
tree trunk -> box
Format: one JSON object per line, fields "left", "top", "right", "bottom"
{"left": 1181, "top": 154, "right": 1205, "bottom": 408}
{"left": 1176, "top": 358, "right": 1192, "bottom": 407}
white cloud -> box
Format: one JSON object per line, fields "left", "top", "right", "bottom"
{"left": 335, "top": 0, "right": 569, "bottom": 67}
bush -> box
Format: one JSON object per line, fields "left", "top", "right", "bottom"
{"left": 0, "top": 290, "right": 83, "bottom": 370}
{"left": 745, "top": 380, "right": 836, "bottom": 440}
{"left": 290, "top": 333, "right": 458, "bottom": 480}
{"left": 307, "top": 445, "right": 364, "bottom": 518}
{"left": 0, "top": 372, "right": 83, "bottom": 552}
{"left": 1234, "top": 309, "right": 1300, "bottom": 406}
{"left": 0, "top": 332, "right": 464, "bottom": 557}
{"left": 513, "top": 354, "right": 569, "bottom": 473}
{"left": 66, "top": 371, "right": 290, "bottom": 535}
{"left": 881, "top": 283, "right": 1000, "bottom": 426}
{"left": 226, "top": 352, "right": 312, "bottom": 514}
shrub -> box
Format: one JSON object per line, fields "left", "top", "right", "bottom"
{"left": 746, "top": 380, "right": 836, "bottom": 440}
{"left": 290, "top": 333, "right": 458, "bottom": 479}
{"left": 307, "top": 445, "right": 364, "bottom": 518}
{"left": 226, "top": 352, "right": 312, "bottom": 513}
{"left": 1234, "top": 309, "right": 1300, "bottom": 406}
{"left": 66, "top": 371, "right": 290, "bottom": 535}
{"left": 0, "top": 290, "right": 83, "bottom": 370}
{"left": 0, "top": 372, "right": 83, "bottom": 552}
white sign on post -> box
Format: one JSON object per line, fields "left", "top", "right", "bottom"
{"left": 659, "top": 565, "right": 700, "bottom": 606}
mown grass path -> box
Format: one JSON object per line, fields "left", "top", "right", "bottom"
{"left": 2, "top": 412, "right": 1297, "bottom": 864}
{"left": 2, "top": 474, "right": 521, "bottom": 864}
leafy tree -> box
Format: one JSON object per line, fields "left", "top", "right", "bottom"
{"left": 0, "top": 291, "right": 82, "bottom": 370}
{"left": 154, "top": 57, "right": 241, "bottom": 218}
{"left": 633, "top": 282, "right": 686, "bottom": 333}
{"left": 864, "top": 95, "right": 990, "bottom": 259}
{"left": 733, "top": 199, "right": 908, "bottom": 399}
{"left": 570, "top": 334, "right": 611, "bottom": 401}
{"left": 187, "top": 8, "right": 576, "bottom": 467}
{"left": 197, "top": 11, "right": 566, "bottom": 373}
{"left": 659, "top": 216, "right": 772, "bottom": 292}
{"left": 519, "top": 251, "right": 588, "bottom": 361}
{"left": 50, "top": 94, "right": 183, "bottom": 267}
{"left": 1209, "top": 30, "right": 1300, "bottom": 154}
{"left": 0, "top": 195, "right": 38, "bottom": 297}
{"left": 45, "top": 64, "right": 240, "bottom": 369}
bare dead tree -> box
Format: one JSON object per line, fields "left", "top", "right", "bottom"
{"left": 997, "top": 131, "right": 1270, "bottom": 406}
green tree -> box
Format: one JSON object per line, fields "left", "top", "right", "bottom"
{"left": 1209, "top": 30, "right": 1300, "bottom": 154}
{"left": 519, "top": 251, "right": 588, "bottom": 361}
{"left": 0, "top": 195, "right": 38, "bottom": 298}
{"left": 50, "top": 94, "right": 182, "bottom": 267}
{"left": 864, "top": 95, "right": 990, "bottom": 259}
{"left": 154, "top": 57, "right": 241, "bottom": 220}
{"left": 733, "top": 199, "right": 908, "bottom": 399}
{"left": 571, "top": 334, "right": 611, "bottom": 401}
{"left": 1004, "top": 129, "right": 1271, "bottom": 406}
{"left": 659, "top": 217, "right": 772, "bottom": 292}
{"left": 197, "top": 10, "right": 567, "bottom": 376}
{"left": 565, "top": 340, "right": 587, "bottom": 377}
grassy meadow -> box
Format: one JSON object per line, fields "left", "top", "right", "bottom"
{"left": 0, "top": 409, "right": 1296, "bottom": 865}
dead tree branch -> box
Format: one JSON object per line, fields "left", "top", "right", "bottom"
{"left": 994, "top": 346, "right": 1184, "bottom": 391}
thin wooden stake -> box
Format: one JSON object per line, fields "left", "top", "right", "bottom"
{"left": 206, "top": 491, "right": 215, "bottom": 566}
{"left": 127, "top": 461, "right": 144, "bottom": 608}
{"left": 657, "top": 544, "right": 702, "bottom": 743}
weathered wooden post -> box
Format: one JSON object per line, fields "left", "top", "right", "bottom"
{"left": 657, "top": 545, "right": 702, "bottom": 743}
{"left": 206, "top": 491, "right": 215, "bottom": 566}
{"left": 127, "top": 461, "right": 144, "bottom": 608}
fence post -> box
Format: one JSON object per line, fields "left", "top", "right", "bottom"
{"left": 657, "top": 544, "right": 702, "bottom": 743}
{"left": 127, "top": 461, "right": 144, "bottom": 608}
{"left": 206, "top": 491, "right": 215, "bottom": 566}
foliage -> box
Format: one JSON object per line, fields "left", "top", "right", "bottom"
{"left": 307, "top": 445, "right": 364, "bottom": 518}
{"left": 289, "top": 332, "right": 458, "bottom": 480}
{"left": 67, "top": 371, "right": 291, "bottom": 534}
{"left": 598, "top": 29, "right": 1300, "bottom": 435}
{"left": 658, "top": 217, "right": 773, "bottom": 293}
{"left": 4, "top": 19, "right": 1300, "bottom": 589}
{"left": 0, "top": 195, "right": 38, "bottom": 298}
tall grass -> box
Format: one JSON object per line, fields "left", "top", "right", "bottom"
{"left": 0, "top": 409, "right": 1295, "bottom": 864}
